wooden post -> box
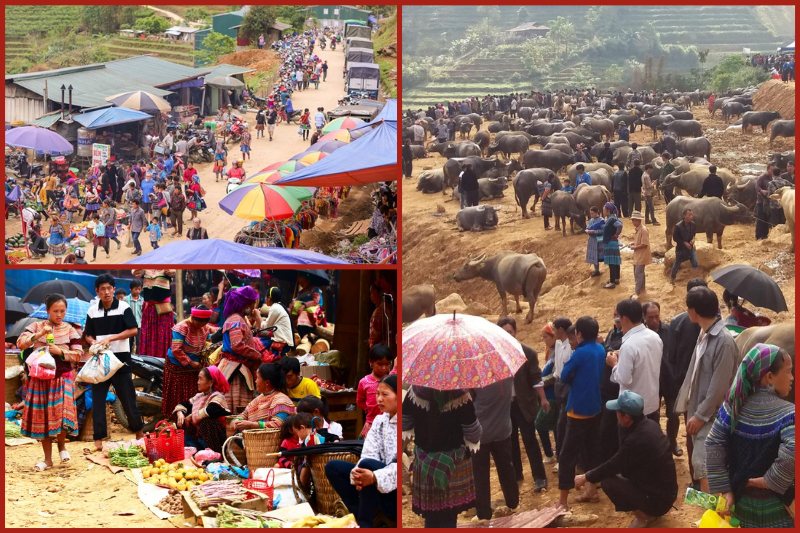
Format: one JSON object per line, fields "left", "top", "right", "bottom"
{"left": 176, "top": 270, "right": 185, "bottom": 322}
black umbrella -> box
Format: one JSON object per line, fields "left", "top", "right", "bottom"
{"left": 5, "top": 295, "right": 35, "bottom": 322}
{"left": 297, "top": 269, "right": 331, "bottom": 287}
{"left": 711, "top": 264, "right": 788, "bottom": 313}
{"left": 22, "top": 280, "right": 93, "bottom": 304}
{"left": 6, "top": 316, "right": 39, "bottom": 340}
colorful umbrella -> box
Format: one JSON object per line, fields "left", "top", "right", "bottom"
{"left": 291, "top": 151, "right": 329, "bottom": 165}
{"left": 263, "top": 160, "right": 307, "bottom": 175}
{"left": 206, "top": 75, "right": 245, "bottom": 89}
{"left": 319, "top": 128, "right": 364, "bottom": 143}
{"left": 106, "top": 90, "right": 171, "bottom": 114}
{"left": 309, "top": 140, "right": 348, "bottom": 153}
{"left": 5, "top": 126, "right": 74, "bottom": 156}
{"left": 245, "top": 170, "right": 285, "bottom": 185}
{"left": 29, "top": 297, "right": 91, "bottom": 327}
{"left": 219, "top": 183, "right": 313, "bottom": 221}
{"left": 321, "top": 117, "right": 365, "bottom": 134}
{"left": 403, "top": 313, "right": 527, "bottom": 390}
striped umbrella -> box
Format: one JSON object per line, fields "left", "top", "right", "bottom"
{"left": 319, "top": 128, "right": 364, "bottom": 143}
{"left": 291, "top": 151, "right": 329, "bottom": 165}
{"left": 321, "top": 117, "right": 365, "bottom": 134}
{"left": 245, "top": 170, "right": 285, "bottom": 184}
{"left": 219, "top": 183, "right": 314, "bottom": 221}
{"left": 106, "top": 91, "right": 171, "bottom": 114}
{"left": 29, "top": 298, "right": 91, "bottom": 327}
{"left": 263, "top": 160, "right": 308, "bottom": 175}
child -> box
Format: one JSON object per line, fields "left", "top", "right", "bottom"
{"left": 214, "top": 143, "right": 226, "bottom": 182}
{"left": 585, "top": 205, "right": 605, "bottom": 277}
{"left": 297, "top": 395, "right": 342, "bottom": 441}
{"left": 147, "top": 219, "right": 162, "bottom": 249}
{"left": 357, "top": 344, "right": 394, "bottom": 437}
{"left": 277, "top": 415, "right": 300, "bottom": 469}
{"left": 240, "top": 129, "right": 251, "bottom": 161}
{"left": 90, "top": 212, "right": 109, "bottom": 261}
{"left": 293, "top": 412, "right": 323, "bottom": 491}
{"left": 561, "top": 178, "right": 575, "bottom": 194}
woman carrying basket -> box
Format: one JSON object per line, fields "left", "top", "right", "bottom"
{"left": 172, "top": 366, "right": 231, "bottom": 453}
{"left": 162, "top": 306, "right": 218, "bottom": 417}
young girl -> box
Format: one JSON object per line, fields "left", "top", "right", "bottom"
{"left": 297, "top": 395, "right": 342, "bottom": 441}
{"left": 214, "top": 143, "right": 227, "bottom": 182}
{"left": 147, "top": 218, "right": 162, "bottom": 250}
{"left": 90, "top": 212, "right": 109, "bottom": 261}
{"left": 277, "top": 415, "right": 300, "bottom": 469}
{"left": 292, "top": 412, "right": 324, "bottom": 491}
{"left": 585, "top": 206, "right": 606, "bottom": 277}
{"left": 240, "top": 129, "right": 252, "bottom": 161}
{"left": 300, "top": 109, "right": 311, "bottom": 141}
{"left": 47, "top": 213, "right": 69, "bottom": 264}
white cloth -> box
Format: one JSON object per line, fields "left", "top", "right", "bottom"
{"left": 611, "top": 323, "right": 663, "bottom": 416}
{"left": 353, "top": 413, "right": 397, "bottom": 494}
{"left": 264, "top": 303, "right": 294, "bottom": 346}
{"left": 323, "top": 419, "right": 343, "bottom": 439}
{"left": 553, "top": 339, "right": 572, "bottom": 379}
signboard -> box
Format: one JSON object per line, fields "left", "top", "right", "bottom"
{"left": 92, "top": 143, "right": 110, "bottom": 166}
{"left": 743, "top": 47, "right": 751, "bottom": 55}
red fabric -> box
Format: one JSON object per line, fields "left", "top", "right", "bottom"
{"left": 207, "top": 365, "right": 230, "bottom": 395}
{"left": 162, "top": 361, "right": 200, "bottom": 417}
{"left": 140, "top": 301, "right": 175, "bottom": 358}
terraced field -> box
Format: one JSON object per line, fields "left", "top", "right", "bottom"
{"left": 105, "top": 36, "right": 195, "bottom": 66}
{"left": 5, "top": 5, "right": 83, "bottom": 39}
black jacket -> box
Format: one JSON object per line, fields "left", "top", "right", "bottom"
{"left": 586, "top": 417, "right": 678, "bottom": 507}
{"left": 598, "top": 147, "right": 614, "bottom": 165}
{"left": 459, "top": 167, "right": 479, "bottom": 192}
{"left": 699, "top": 174, "right": 724, "bottom": 198}
{"left": 628, "top": 167, "right": 644, "bottom": 191}
{"left": 665, "top": 312, "right": 700, "bottom": 396}
{"left": 611, "top": 170, "right": 628, "bottom": 194}
{"left": 513, "top": 344, "right": 542, "bottom": 422}
{"left": 672, "top": 220, "right": 697, "bottom": 261}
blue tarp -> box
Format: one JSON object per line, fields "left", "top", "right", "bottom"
{"left": 126, "top": 239, "right": 348, "bottom": 265}
{"left": 370, "top": 98, "right": 397, "bottom": 124}
{"left": 73, "top": 107, "right": 152, "bottom": 130}
{"left": 5, "top": 270, "right": 131, "bottom": 299}
{"left": 275, "top": 120, "right": 397, "bottom": 187}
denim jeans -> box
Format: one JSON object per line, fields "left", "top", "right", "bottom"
{"left": 131, "top": 231, "right": 142, "bottom": 253}
{"left": 671, "top": 249, "right": 698, "bottom": 279}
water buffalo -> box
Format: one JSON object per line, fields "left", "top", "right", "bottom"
{"left": 612, "top": 146, "right": 658, "bottom": 167}
{"left": 544, "top": 143, "right": 574, "bottom": 155}
{"left": 736, "top": 323, "right": 795, "bottom": 400}
{"left": 582, "top": 118, "right": 615, "bottom": 140}
{"left": 742, "top": 111, "right": 781, "bottom": 134}
{"left": 574, "top": 183, "right": 612, "bottom": 222}
{"left": 550, "top": 190, "right": 584, "bottom": 236}
{"left": 472, "top": 131, "right": 491, "bottom": 154}
{"left": 666, "top": 119, "right": 703, "bottom": 138}
{"left": 587, "top": 169, "right": 612, "bottom": 190}
{"left": 513, "top": 168, "right": 554, "bottom": 218}
{"left": 590, "top": 140, "right": 629, "bottom": 159}
{"left": 665, "top": 196, "right": 751, "bottom": 249}
{"left": 409, "top": 145, "right": 427, "bottom": 159}
{"left": 443, "top": 156, "right": 504, "bottom": 195}
{"left": 724, "top": 176, "right": 757, "bottom": 210}
{"left": 522, "top": 149, "right": 575, "bottom": 173}
{"left": 402, "top": 285, "right": 436, "bottom": 324}
{"left": 567, "top": 162, "right": 614, "bottom": 182}
{"left": 487, "top": 134, "right": 530, "bottom": 160}
{"left": 770, "top": 187, "right": 795, "bottom": 252}
{"left": 456, "top": 205, "right": 499, "bottom": 232}
{"left": 662, "top": 165, "right": 737, "bottom": 197}
{"left": 664, "top": 110, "right": 694, "bottom": 121}
{"left": 417, "top": 169, "right": 446, "bottom": 193}
{"left": 496, "top": 130, "right": 535, "bottom": 143}
{"left": 721, "top": 101, "right": 751, "bottom": 122}
{"left": 526, "top": 122, "right": 570, "bottom": 137}
{"left": 640, "top": 115, "right": 675, "bottom": 139}
{"left": 770, "top": 120, "right": 795, "bottom": 144}
{"left": 711, "top": 97, "right": 730, "bottom": 117}
{"left": 453, "top": 251, "right": 547, "bottom": 323}
{"left": 453, "top": 177, "right": 509, "bottom": 203}
{"left": 518, "top": 107, "right": 535, "bottom": 121}
{"left": 676, "top": 137, "right": 712, "bottom": 160}
{"left": 428, "top": 141, "right": 477, "bottom": 158}
{"left": 487, "top": 121, "right": 506, "bottom": 133}
{"left": 770, "top": 151, "right": 795, "bottom": 171}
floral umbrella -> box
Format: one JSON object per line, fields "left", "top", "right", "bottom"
{"left": 321, "top": 117, "right": 365, "bottom": 134}
{"left": 402, "top": 313, "right": 527, "bottom": 390}
{"left": 263, "top": 160, "right": 308, "bottom": 175}
{"left": 219, "top": 183, "right": 314, "bottom": 221}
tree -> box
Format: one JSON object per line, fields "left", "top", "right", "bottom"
{"left": 709, "top": 55, "right": 769, "bottom": 93}
{"left": 241, "top": 5, "right": 279, "bottom": 41}
{"left": 547, "top": 17, "right": 575, "bottom": 60}
{"left": 185, "top": 8, "right": 210, "bottom": 23}
{"left": 197, "top": 32, "right": 235, "bottom": 65}
{"left": 134, "top": 15, "right": 170, "bottom": 35}
{"left": 80, "top": 6, "right": 123, "bottom": 34}
{"left": 276, "top": 6, "right": 307, "bottom": 32}
{"left": 604, "top": 64, "right": 625, "bottom": 88}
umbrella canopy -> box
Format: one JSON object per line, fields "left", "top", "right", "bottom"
{"left": 106, "top": 90, "right": 172, "bottom": 114}
{"left": 276, "top": 120, "right": 397, "bottom": 187}
{"left": 219, "top": 183, "right": 313, "bottom": 221}
{"left": 29, "top": 297, "right": 91, "bottom": 327}
{"left": 322, "top": 117, "right": 365, "bottom": 134}
{"left": 263, "top": 160, "right": 307, "bottom": 175}
{"left": 22, "top": 280, "right": 93, "bottom": 304}
{"left": 403, "top": 313, "right": 527, "bottom": 390}
{"left": 5, "top": 296, "right": 35, "bottom": 323}
{"left": 6, "top": 185, "right": 23, "bottom": 203}
{"left": 73, "top": 107, "right": 152, "bottom": 129}
{"left": 127, "top": 239, "right": 347, "bottom": 265}
{"left": 5, "top": 126, "right": 74, "bottom": 156}
{"left": 309, "top": 140, "right": 348, "bottom": 153}
{"left": 711, "top": 264, "right": 788, "bottom": 312}
{"left": 319, "top": 128, "right": 364, "bottom": 143}
{"left": 370, "top": 98, "right": 397, "bottom": 124}
{"left": 206, "top": 75, "right": 245, "bottom": 89}
{"left": 298, "top": 269, "right": 330, "bottom": 286}
{"left": 6, "top": 317, "right": 39, "bottom": 341}
{"left": 245, "top": 170, "right": 285, "bottom": 185}
{"left": 291, "top": 151, "right": 329, "bottom": 165}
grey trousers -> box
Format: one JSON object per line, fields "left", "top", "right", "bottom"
{"left": 634, "top": 264, "right": 646, "bottom": 294}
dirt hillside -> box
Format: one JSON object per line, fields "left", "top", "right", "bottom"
{"left": 752, "top": 79, "right": 795, "bottom": 119}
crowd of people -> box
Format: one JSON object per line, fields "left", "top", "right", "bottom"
{"left": 749, "top": 53, "right": 795, "bottom": 82}
{"left": 404, "top": 285, "right": 794, "bottom": 528}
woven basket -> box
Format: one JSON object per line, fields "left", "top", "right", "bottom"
{"left": 243, "top": 428, "right": 281, "bottom": 470}
{"left": 309, "top": 452, "right": 359, "bottom": 516}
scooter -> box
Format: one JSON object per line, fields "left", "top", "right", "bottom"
{"left": 226, "top": 175, "right": 243, "bottom": 194}
{"left": 112, "top": 354, "right": 165, "bottom": 433}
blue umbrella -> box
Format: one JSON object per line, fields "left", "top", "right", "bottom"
{"left": 6, "top": 185, "right": 22, "bottom": 203}
{"left": 5, "top": 126, "right": 74, "bottom": 156}
{"left": 126, "top": 239, "right": 348, "bottom": 265}
{"left": 29, "top": 297, "right": 91, "bottom": 327}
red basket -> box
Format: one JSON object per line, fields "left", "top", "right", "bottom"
{"left": 144, "top": 420, "right": 185, "bottom": 463}
{"left": 243, "top": 469, "right": 275, "bottom": 507}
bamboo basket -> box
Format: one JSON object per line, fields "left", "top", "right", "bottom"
{"left": 242, "top": 428, "right": 282, "bottom": 470}
{"left": 302, "top": 452, "right": 359, "bottom": 516}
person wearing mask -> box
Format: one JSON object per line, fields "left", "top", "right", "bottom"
{"left": 576, "top": 391, "right": 678, "bottom": 527}
{"left": 674, "top": 286, "right": 738, "bottom": 493}
{"left": 699, "top": 166, "right": 725, "bottom": 198}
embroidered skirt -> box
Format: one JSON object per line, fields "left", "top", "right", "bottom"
{"left": 585, "top": 237, "right": 604, "bottom": 265}
{"left": 21, "top": 373, "right": 78, "bottom": 440}
{"left": 412, "top": 446, "right": 475, "bottom": 515}
{"left": 603, "top": 239, "right": 621, "bottom": 266}
{"left": 139, "top": 301, "right": 174, "bottom": 359}
{"left": 48, "top": 242, "right": 67, "bottom": 257}
{"left": 225, "top": 372, "right": 255, "bottom": 415}
{"left": 736, "top": 490, "right": 794, "bottom": 528}
{"left": 162, "top": 361, "right": 201, "bottom": 417}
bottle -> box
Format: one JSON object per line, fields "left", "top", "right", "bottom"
{"left": 685, "top": 487, "right": 718, "bottom": 510}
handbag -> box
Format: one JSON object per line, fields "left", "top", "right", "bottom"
{"left": 144, "top": 420, "right": 185, "bottom": 463}
{"left": 155, "top": 301, "right": 173, "bottom": 315}
{"left": 75, "top": 349, "right": 124, "bottom": 384}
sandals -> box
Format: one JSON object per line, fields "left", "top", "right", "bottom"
{"left": 60, "top": 450, "right": 71, "bottom": 463}
{"left": 34, "top": 461, "right": 52, "bottom": 472}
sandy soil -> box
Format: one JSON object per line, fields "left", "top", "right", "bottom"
{"left": 7, "top": 44, "right": 377, "bottom": 265}
{"left": 400, "top": 94, "right": 795, "bottom": 527}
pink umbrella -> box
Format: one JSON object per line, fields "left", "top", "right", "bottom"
{"left": 402, "top": 313, "right": 527, "bottom": 390}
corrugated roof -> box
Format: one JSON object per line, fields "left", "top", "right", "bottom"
{"left": 166, "top": 26, "right": 199, "bottom": 34}
{"left": 205, "top": 64, "right": 255, "bottom": 78}
{"left": 507, "top": 22, "right": 550, "bottom": 32}
{"left": 104, "top": 56, "right": 208, "bottom": 87}
{"left": 29, "top": 112, "right": 62, "bottom": 128}
{"left": 272, "top": 22, "right": 292, "bottom": 31}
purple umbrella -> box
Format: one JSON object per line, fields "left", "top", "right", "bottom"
{"left": 5, "top": 126, "right": 74, "bottom": 156}
{"left": 309, "top": 139, "right": 348, "bottom": 153}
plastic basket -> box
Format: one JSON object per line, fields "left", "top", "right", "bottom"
{"left": 243, "top": 469, "right": 275, "bottom": 507}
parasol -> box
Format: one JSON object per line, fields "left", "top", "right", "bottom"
{"left": 22, "top": 280, "right": 93, "bottom": 304}
{"left": 106, "top": 91, "right": 172, "bottom": 114}
{"left": 321, "top": 117, "right": 365, "bottom": 134}
{"left": 206, "top": 76, "right": 245, "bottom": 89}
{"left": 5, "top": 126, "right": 74, "bottom": 156}
{"left": 219, "top": 183, "right": 314, "bottom": 221}
{"left": 710, "top": 264, "right": 788, "bottom": 312}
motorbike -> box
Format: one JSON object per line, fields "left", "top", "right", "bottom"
{"left": 225, "top": 117, "right": 247, "bottom": 145}
{"left": 188, "top": 139, "right": 214, "bottom": 163}
{"left": 226, "top": 176, "right": 243, "bottom": 194}
{"left": 330, "top": 39, "right": 336, "bottom": 51}
{"left": 112, "top": 354, "right": 165, "bottom": 433}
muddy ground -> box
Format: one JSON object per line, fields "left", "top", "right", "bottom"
{"left": 400, "top": 83, "right": 795, "bottom": 528}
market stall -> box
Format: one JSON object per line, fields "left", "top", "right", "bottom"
{"left": 73, "top": 107, "right": 152, "bottom": 162}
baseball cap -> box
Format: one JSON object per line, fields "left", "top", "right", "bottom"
{"left": 606, "top": 390, "right": 644, "bottom": 416}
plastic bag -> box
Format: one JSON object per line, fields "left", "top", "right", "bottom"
{"left": 75, "top": 349, "right": 124, "bottom": 384}
{"left": 26, "top": 347, "right": 56, "bottom": 380}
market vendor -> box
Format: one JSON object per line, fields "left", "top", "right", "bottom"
{"left": 16, "top": 294, "right": 84, "bottom": 471}
{"left": 280, "top": 356, "right": 321, "bottom": 400}
{"left": 132, "top": 270, "right": 176, "bottom": 359}
{"left": 291, "top": 274, "right": 324, "bottom": 339}
{"left": 325, "top": 374, "right": 398, "bottom": 528}
{"left": 172, "top": 366, "right": 231, "bottom": 453}
{"left": 162, "top": 306, "right": 218, "bottom": 417}
{"left": 217, "top": 286, "right": 278, "bottom": 413}
{"left": 230, "top": 363, "right": 296, "bottom": 432}
{"left": 260, "top": 286, "right": 295, "bottom": 357}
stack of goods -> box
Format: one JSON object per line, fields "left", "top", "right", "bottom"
{"left": 155, "top": 490, "right": 183, "bottom": 515}
{"left": 333, "top": 234, "right": 396, "bottom": 264}
{"left": 5, "top": 420, "right": 22, "bottom": 438}
{"left": 143, "top": 458, "right": 211, "bottom": 490}
{"left": 216, "top": 504, "right": 282, "bottom": 528}
{"left": 310, "top": 376, "right": 346, "bottom": 392}
{"left": 190, "top": 479, "right": 250, "bottom": 510}
{"left": 109, "top": 444, "right": 150, "bottom": 468}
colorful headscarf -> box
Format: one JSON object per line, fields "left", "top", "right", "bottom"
{"left": 603, "top": 201, "right": 617, "bottom": 214}
{"left": 726, "top": 343, "right": 783, "bottom": 429}
{"left": 542, "top": 322, "right": 555, "bottom": 336}
{"left": 206, "top": 365, "right": 230, "bottom": 394}
{"left": 222, "top": 285, "right": 259, "bottom": 320}
{"left": 191, "top": 307, "right": 213, "bottom": 320}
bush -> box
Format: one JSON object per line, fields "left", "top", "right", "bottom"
{"left": 241, "top": 5, "right": 279, "bottom": 41}
{"left": 709, "top": 55, "right": 769, "bottom": 93}
{"left": 197, "top": 32, "right": 235, "bottom": 65}
{"left": 184, "top": 7, "right": 209, "bottom": 23}
{"left": 134, "top": 15, "right": 170, "bottom": 35}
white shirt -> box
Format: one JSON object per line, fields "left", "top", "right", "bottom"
{"left": 353, "top": 413, "right": 396, "bottom": 494}
{"left": 263, "top": 303, "right": 294, "bottom": 346}
{"left": 553, "top": 339, "right": 573, "bottom": 379}
{"left": 611, "top": 323, "right": 663, "bottom": 415}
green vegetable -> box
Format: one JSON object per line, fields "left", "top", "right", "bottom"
{"left": 110, "top": 444, "right": 150, "bottom": 468}
{"left": 5, "top": 421, "right": 21, "bottom": 438}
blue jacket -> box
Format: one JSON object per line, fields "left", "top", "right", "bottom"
{"left": 560, "top": 340, "right": 605, "bottom": 417}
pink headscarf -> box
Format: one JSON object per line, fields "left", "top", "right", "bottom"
{"left": 206, "top": 365, "right": 230, "bottom": 395}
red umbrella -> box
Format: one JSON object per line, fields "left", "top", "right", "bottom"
{"left": 402, "top": 313, "right": 527, "bottom": 390}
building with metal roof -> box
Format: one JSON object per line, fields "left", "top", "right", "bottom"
{"left": 506, "top": 22, "right": 551, "bottom": 40}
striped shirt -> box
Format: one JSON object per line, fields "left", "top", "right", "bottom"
{"left": 84, "top": 298, "right": 138, "bottom": 354}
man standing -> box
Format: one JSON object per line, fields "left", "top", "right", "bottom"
{"left": 670, "top": 209, "right": 699, "bottom": 283}
{"left": 129, "top": 199, "right": 147, "bottom": 256}
{"left": 187, "top": 218, "right": 209, "bottom": 240}
{"left": 611, "top": 164, "right": 629, "bottom": 218}
{"left": 314, "top": 107, "right": 327, "bottom": 131}
{"left": 267, "top": 107, "right": 278, "bottom": 142}
{"left": 322, "top": 60, "right": 329, "bottom": 82}
{"left": 779, "top": 160, "right": 794, "bottom": 184}
{"left": 255, "top": 107, "right": 266, "bottom": 139}
{"left": 458, "top": 164, "right": 479, "bottom": 208}
{"left": 641, "top": 164, "right": 659, "bottom": 226}
{"left": 575, "top": 391, "right": 677, "bottom": 528}
{"left": 597, "top": 142, "right": 614, "bottom": 166}
{"left": 699, "top": 166, "right": 724, "bottom": 198}
{"left": 84, "top": 274, "right": 144, "bottom": 452}
{"left": 552, "top": 317, "right": 573, "bottom": 459}
{"left": 642, "top": 300, "right": 673, "bottom": 433}
{"left": 627, "top": 160, "right": 644, "bottom": 214}
{"left": 659, "top": 152, "right": 676, "bottom": 203}
{"left": 674, "top": 286, "right": 737, "bottom": 493}
{"left": 629, "top": 211, "right": 651, "bottom": 296}
{"left": 125, "top": 279, "right": 144, "bottom": 354}
{"left": 766, "top": 167, "right": 792, "bottom": 228}
{"left": 607, "top": 299, "right": 662, "bottom": 421}
{"left": 755, "top": 163, "right": 774, "bottom": 239}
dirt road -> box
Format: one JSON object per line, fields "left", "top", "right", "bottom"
{"left": 7, "top": 44, "right": 372, "bottom": 265}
